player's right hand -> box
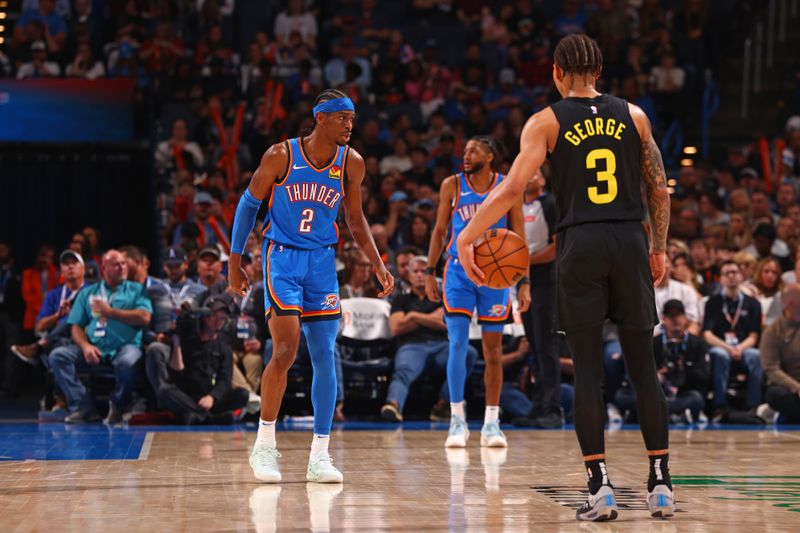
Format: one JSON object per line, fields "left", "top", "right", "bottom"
{"left": 228, "top": 266, "right": 251, "bottom": 297}
{"left": 650, "top": 251, "right": 666, "bottom": 286}
{"left": 425, "top": 274, "right": 440, "bottom": 302}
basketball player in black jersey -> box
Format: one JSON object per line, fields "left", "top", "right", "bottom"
{"left": 456, "top": 34, "right": 674, "bottom": 521}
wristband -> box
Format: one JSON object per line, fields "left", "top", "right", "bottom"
{"left": 517, "top": 276, "right": 530, "bottom": 286}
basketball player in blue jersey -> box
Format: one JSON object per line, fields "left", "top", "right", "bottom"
{"left": 228, "top": 89, "right": 394, "bottom": 484}
{"left": 425, "top": 136, "right": 530, "bottom": 449}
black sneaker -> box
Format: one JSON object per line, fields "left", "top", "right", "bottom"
{"left": 429, "top": 400, "right": 450, "bottom": 422}
{"left": 381, "top": 402, "right": 403, "bottom": 422}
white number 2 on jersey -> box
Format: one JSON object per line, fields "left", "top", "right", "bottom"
{"left": 299, "top": 208, "right": 315, "bottom": 233}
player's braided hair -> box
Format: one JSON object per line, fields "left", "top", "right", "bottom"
{"left": 553, "top": 34, "right": 603, "bottom": 77}
{"left": 470, "top": 135, "right": 506, "bottom": 168}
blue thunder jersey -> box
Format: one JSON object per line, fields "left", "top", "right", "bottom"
{"left": 262, "top": 137, "right": 347, "bottom": 249}
{"left": 447, "top": 172, "right": 507, "bottom": 257}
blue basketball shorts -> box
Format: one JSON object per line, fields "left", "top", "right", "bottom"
{"left": 262, "top": 241, "right": 341, "bottom": 321}
{"left": 443, "top": 258, "right": 511, "bottom": 325}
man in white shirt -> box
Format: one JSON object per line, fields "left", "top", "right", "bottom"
{"left": 654, "top": 255, "right": 700, "bottom": 335}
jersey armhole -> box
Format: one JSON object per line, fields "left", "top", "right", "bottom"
{"left": 342, "top": 145, "right": 350, "bottom": 193}
{"left": 275, "top": 140, "right": 291, "bottom": 186}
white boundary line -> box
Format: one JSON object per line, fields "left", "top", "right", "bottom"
{"left": 138, "top": 432, "right": 154, "bottom": 460}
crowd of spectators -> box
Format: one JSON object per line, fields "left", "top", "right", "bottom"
{"left": 3, "top": 1, "right": 800, "bottom": 425}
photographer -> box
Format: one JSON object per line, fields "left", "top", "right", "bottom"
{"left": 615, "top": 300, "right": 709, "bottom": 423}
{"left": 147, "top": 295, "right": 248, "bottom": 425}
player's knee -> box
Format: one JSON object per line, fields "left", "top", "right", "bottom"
{"left": 269, "top": 341, "right": 298, "bottom": 371}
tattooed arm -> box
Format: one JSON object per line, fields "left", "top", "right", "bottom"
{"left": 630, "top": 103, "right": 670, "bottom": 285}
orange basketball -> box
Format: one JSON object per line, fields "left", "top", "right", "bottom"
{"left": 473, "top": 228, "right": 529, "bottom": 289}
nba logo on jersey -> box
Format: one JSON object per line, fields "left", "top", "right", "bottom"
{"left": 329, "top": 166, "right": 341, "bottom": 180}
{"left": 321, "top": 293, "right": 339, "bottom": 310}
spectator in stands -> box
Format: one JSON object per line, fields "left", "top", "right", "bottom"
{"left": 655, "top": 254, "right": 701, "bottom": 335}
{"left": 148, "top": 296, "right": 248, "bottom": 425}
{"left": 11, "top": 250, "right": 86, "bottom": 365}
{"left": 221, "top": 284, "right": 262, "bottom": 414}
{"left": 381, "top": 256, "right": 477, "bottom": 422}
{"left": 698, "top": 192, "right": 730, "bottom": 230}
{"left": 782, "top": 244, "right": 800, "bottom": 285}
{"left": 155, "top": 118, "right": 205, "bottom": 176}
{"left": 82, "top": 226, "right": 102, "bottom": 265}
{"left": 781, "top": 115, "right": 800, "bottom": 183}
{"left": 173, "top": 192, "right": 227, "bottom": 248}
{"left": 703, "top": 260, "right": 763, "bottom": 417}
{"left": 0, "top": 243, "right": 24, "bottom": 398}
{"left": 68, "top": 0, "right": 104, "bottom": 56}
{"left": 16, "top": 40, "right": 61, "bottom": 79}
{"left": 649, "top": 52, "right": 685, "bottom": 125}
{"left": 742, "top": 257, "right": 783, "bottom": 327}
{"left": 401, "top": 214, "right": 433, "bottom": 253}
{"left": 745, "top": 223, "right": 792, "bottom": 271}
{"left": 140, "top": 20, "right": 184, "bottom": 75}
{"left": 690, "top": 238, "right": 720, "bottom": 295}
{"left": 49, "top": 250, "right": 152, "bottom": 424}
{"left": 483, "top": 68, "right": 531, "bottom": 123}
{"left": 340, "top": 250, "right": 379, "bottom": 299}
{"left": 553, "top": 0, "right": 587, "bottom": 37}
{"left": 616, "top": 300, "right": 708, "bottom": 424}
{"left": 194, "top": 246, "right": 227, "bottom": 295}
{"left": 14, "top": 0, "right": 67, "bottom": 54}
{"left": 21, "top": 245, "right": 57, "bottom": 338}
{"left": 727, "top": 211, "right": 752, "bottom": 250}
{"left": 274, "top": 0, "right": 318, "bottom": 50}
{"left": 65, "top": 42, "right": 105, "bottom": 79}
{"left": 760, "top": 284, "right": 800, "bottom": 423}
{"left": 392, "top": 246, "right": 422, "bottom": 295}
{"left": 672, "top": 253, "right": 704, "bottom": 299}
{"left": 379, "top": 138, "right": 412, "bottom": 175}
{"left": 776, "top": 217, "right": 797, "bottom": 259}
{"left": 751, "top": 191, "right": 780, "bottom": 225}
{"left": 120, "top": 246, "right": 173, "bottom": 337}
{"left": 776, "top": 183, "right": 797, "bottom": 217}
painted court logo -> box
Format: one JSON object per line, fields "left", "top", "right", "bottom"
{"left": 488, "top": 304, "right": 507, "bottom": 317}
{"left": 321, "top": 293, "right": 339, "bottom": 310}
{"left": 329, "top": 165, "right": 341, "bottom": 180}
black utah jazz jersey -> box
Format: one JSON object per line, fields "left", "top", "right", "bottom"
{"left": 549, "top": 94, "right": 643, "bottom": 232}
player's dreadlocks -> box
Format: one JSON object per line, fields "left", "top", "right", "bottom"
{"left": 471, "top": 135, "right": 506, "bottom": 169}
{"left": 553, "top": 34, "right": 603, "bottom": 79}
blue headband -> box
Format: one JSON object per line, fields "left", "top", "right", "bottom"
{"left": 313, "top": 97, "right": 355, "bottom": 117}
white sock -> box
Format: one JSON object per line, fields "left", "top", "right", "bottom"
{"left": 310, "top": 434, "right": 330, "bottom": 458}
{"left": 256, "top": 419, "right": 276, "bottom": 448}
{"left": 484, "top": 405, "right": 499, "bottom": 425}
{"left": 451, "top": 401, "right": 465, "bottom": 419}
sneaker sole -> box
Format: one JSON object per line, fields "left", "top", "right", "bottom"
{"left": 576, "top": 506, "right": 619, "bottom": 521}
{"left": 650, "top": 508, "right": 675, "bottom": 518}
{"left": 306, "top": 473, "right": 344, "bottom": 483}
{"left": 11, "top": 347, "right": 38, "bottom": 366}
{"left": 480, "top": 435, "right": 508, "bottom": 448}
{"left": 380, "top": 408, "right": 402, "bottom": 423}
{"left": 252, "top": 469, "right": 282, "bottom": 483}
{"left": 445, "top": 435, "right": 468, "bottom": 448}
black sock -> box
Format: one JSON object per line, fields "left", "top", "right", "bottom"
{"left": 648, "top": 453, "right": 672, "bottom": 492}
{"left": 585, "top": 459, "right": 611, "bottom": 495}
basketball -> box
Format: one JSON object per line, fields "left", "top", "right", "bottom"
{"left": 473, "top": 228, "right": 529, "bottom": 289}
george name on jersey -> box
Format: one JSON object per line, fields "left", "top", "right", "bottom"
{"left": 564, "top": 117, "right": 627, "bottom": 147}
{"left": 285, "top": 182, "right": 341, "bottom": 208}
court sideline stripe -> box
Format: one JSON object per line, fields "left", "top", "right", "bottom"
{"left": 138, "top": 432, "right": 154, "bottom": 460}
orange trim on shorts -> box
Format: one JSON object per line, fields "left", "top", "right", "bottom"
{"left": 302, "top": 308, "right": 341, "bottom": 318}
{"left": 478, "top": 294, "right": 512, "bottom": 322}
{"left": 265, "top": 242, "right": 302, "bottom": 312}
{"left": 442, "top": 259, "right": 473, "bottom": 317}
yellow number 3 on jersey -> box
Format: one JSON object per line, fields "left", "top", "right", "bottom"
{"left": 586, "top": 148, "right": 618, "bottom": 205}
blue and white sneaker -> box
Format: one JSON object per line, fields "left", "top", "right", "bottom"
{"left": 445, "top": 415, "right": 470, "bottom": 448}
{"left": 647, "top": 484, "right": 676, "bottom": 518}
{"left": 576, "top": 485, "right": 619, "bottom": 521}
{"left": 250, "top": 444, "right": 282, "bottom": 483}
{"left": 480, "top": 421, "right": 508, "bottom": 448}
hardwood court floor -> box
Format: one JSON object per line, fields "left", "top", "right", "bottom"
{"left": 2, "top": 423, "right": 800, "bottom": 532}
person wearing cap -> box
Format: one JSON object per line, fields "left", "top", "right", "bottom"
{"left": 194, "top": 245, "right": 228, "bottom": 296}
{"left": 172, "top": 191, "right": 224, "bottom": 249}
{"left": 616, "top": 299, "right": 708, "bottom": 424}
{"left": 152, "top": 294, "right": 249, "bottom": 425}
{"left": 654, "top": 254, "right": 701, "bottom": 336}
{"left": 16, "top": 40, "right": 61, "bottom": 79}
{"left": 11, "top": 250, "right": 86, "bottom": 365}
{"left": 49, "top": 250, "right": 153, "bottom": 424}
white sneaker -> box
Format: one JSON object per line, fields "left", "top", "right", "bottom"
{"left": 250, "top": 444, "right": 281, "bottom": 483}
{"left": 445, "top": 415, "right": 470, "bottom": 448}
{"left": 576, "top": 485, "right": 619, "bottom": 521}
{"left": 756, "top": 403, "right": 776, "bottom": 422}
{"left": 480, "top": 420, "right": 508, "bottom": 448}
{"left": 246, "top": 392, "right": 262, "bottom": 415}
{"left": 606, "top": 404, "right": 623, "bottom": 424}
{"left": 307, "top": 451, "right": 344, "bottom": 483}
{"left": 647, "top": 484, "right": 676, "bottom": 518}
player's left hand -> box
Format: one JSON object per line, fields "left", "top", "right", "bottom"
{"left": 650, "top": 251, "right": 666, "bottom": 286}
{"left": 375, "top": 266, "right": 395, "bottom": 297}
{"left": 456, "top": 236, "right": 485, "bottom": 286}
{"left": 517, "top": 282, "right": 531, "bottom": 313}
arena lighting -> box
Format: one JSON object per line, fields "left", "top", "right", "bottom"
{"left": 0, "top": 13, "right": 6, "bottom": 20}
{"left": 683, "top": 146, "right": 698, "bottom": 155}
{"left": 680, "top": 158, "right": 694, "bottom": 166}
{"left": 667, "top": 179, "right": 677, "bottom": 186}
{"left": 0, "top": 37, "right": 4, "bottom": 45}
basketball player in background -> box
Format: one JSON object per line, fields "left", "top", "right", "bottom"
{"left": 456, "top": 35, "right": 674, "bottom": 521}
{"left": 229, "top": 89, "right": 394, "bottom": 484}
{"left": 425, "top": 136, "right": 531, "bottom": 449}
